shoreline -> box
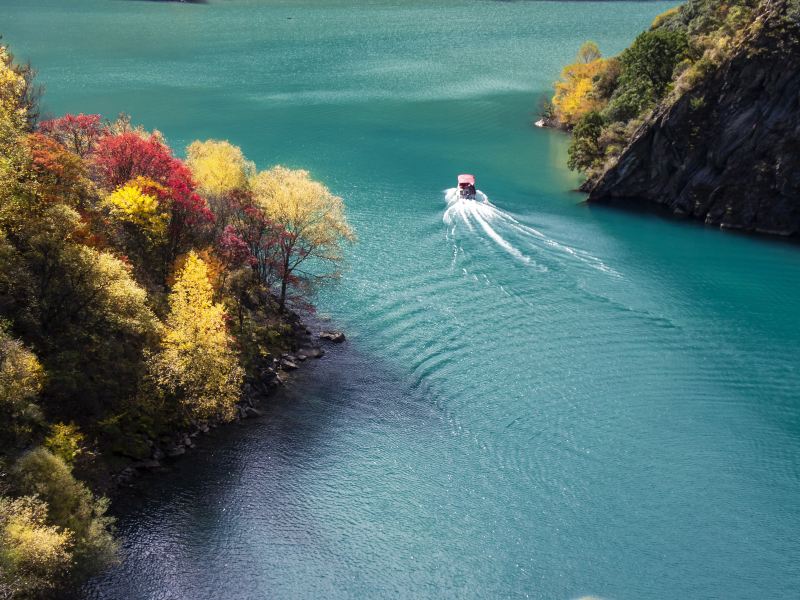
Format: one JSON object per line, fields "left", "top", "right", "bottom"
{"left": 108, "top": 311, "right": 347, "bottom": 494}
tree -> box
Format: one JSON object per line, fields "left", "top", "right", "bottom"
{"left": 250, "top": 166, "right": 354, "bottom": 310}
{"left": 578, "top": 41, "right": 602, "bottom": 63}
{"left": 44, "top": 423, "right": 84, "bottom": 466}
{"left": 621, "top": 29, "right": 689, "bottom": 97}
{"left": 24, "top": 132, "right": 92, "bottom": 208}
{"left": 551, "top": 44, "right": 609, "bottom": 128}
{"left": 604, "top": 28, "right": 690, "bottom": 121}
{"left": 12, "top": 448, "right": 117, "bottom": 577}
{"left": 0, "top": 327, "right": 44, "bottom": 448}
{"left": 149, "top": 252, "right": 243, "bottom": 423}
{"left": 186, "top": 140, "right": 255, "bottom": 238}
{"left": 0, "top": 45, "right": 29, "bottom": 200}
{"left": 91, "top": 131, "right": 177, "bottom": 190}
{"left": 0, "top": 44, "right": 39, "bottom": 133}
{"left": 38, "top": 113, "right": 103, "bottom": 158}
{"left": 229, "top": 197, "right": 283, "bottom": 287}
{"left": 104, "top": 180, "right": 168, "bottom": 243}
{"left": 567, "top": 111, "right": 606, "bottom": 173}
{"left": 186, "top": 139, "right": 254, "bottom": 199}
{"left": 91, "top": 131, "right": 214, "bottom": 266}
{"left": 0, "top": 495, "right": 72, "bottom": 598}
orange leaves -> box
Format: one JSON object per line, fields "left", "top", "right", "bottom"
{"left": 24, "top": 133, "right": 90, "bottom": 206}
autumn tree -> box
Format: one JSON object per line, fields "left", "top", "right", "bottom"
{"left": 0, "top": 495, "right": 72, "bottom": 598}
{"left": 186, "top": 139, "right": 255, "bottom": 242}
{"left": 0, "top": 45, "right": 30, "bottom": 202}
{"left": 91, "top": 131, "right": 177, "bottom": 189}
{"left": 578, "top": 40, "right": 602, "bottom": 63}
{"left": 23, "top": 132, "right": 93, "bottom": 208}
{"left": 12, "top": 448, "right": 117, "bottom": 578}
{"left": 149, "top": 252, "right": 243, "bottom": 422}
{"left": 250, "top": 166, "right": 354, "bottom": 310}
{"left": 229, "top": 199, "right": 283, "bottom": 287}
{"left": 0, "top": 196, "right": 159, "bottom": 414}
{"left": 186, "top": 139, "right": 254, "bottom": 199}
{"left": 91, "top": 131, "right": 214, "bottom": 267}
{"left": 104, "top": 179, "right": 168, "bottom": 254}
{"left": 0, "top": 327, "right": 44, "bottom": 448}
{"left": 44, "top": 422, "right": 85, "bottom": 466}
{"left": 552, "top": 43, "right": 609, "bottom": 128}
{"left": 38, "top": 113, "right": 104, "bottom": 158}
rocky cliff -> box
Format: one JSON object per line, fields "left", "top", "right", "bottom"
{"left": 587, "top": 1, "right": 800, "bottom": 236}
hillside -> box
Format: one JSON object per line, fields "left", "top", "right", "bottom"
{"left": 550, "top": 0, "right": 800, "bottom": 236}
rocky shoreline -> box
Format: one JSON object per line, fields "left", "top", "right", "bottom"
{"left": 110, "top": 313, "right": 346, "bottom": 491}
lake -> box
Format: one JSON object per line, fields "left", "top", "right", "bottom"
{"left": 3, "top": 1, "right": 800, "bottom": 598}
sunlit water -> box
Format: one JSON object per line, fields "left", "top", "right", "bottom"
{"left": 4, "top": 1, "right": 800, "bottom": 598}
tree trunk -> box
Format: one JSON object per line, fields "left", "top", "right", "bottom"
{"left": 279, "top": 277, "right": 287, "bottom": 312}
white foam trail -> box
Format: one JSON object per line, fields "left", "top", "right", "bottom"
{"left": 442, "top": 188, "right": 620, "bottom": 277}
{"left": 444, "top": 188, "right": 532, "bottom": 264}
{"left": 470, "top": 206, "right": 531, "bottom": 264}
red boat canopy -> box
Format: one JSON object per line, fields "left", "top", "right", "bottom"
{"left": 458, "top": 174, "right": 475, "bottom": 186}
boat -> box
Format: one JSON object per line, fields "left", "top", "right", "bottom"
{"left": 457, "top": 174, "right": 477, "bottom": 200}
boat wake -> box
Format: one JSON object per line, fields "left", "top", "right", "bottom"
{"left": 442, "top": 188, "right": 619, "bottom": 277}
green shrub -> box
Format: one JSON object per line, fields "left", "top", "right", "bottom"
{"left": 567, "top": 111, "right": 606, "bottom": 173}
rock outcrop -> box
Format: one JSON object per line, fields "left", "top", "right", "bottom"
{"left": 588, "top": 2, "right": 800, "bottom": 236}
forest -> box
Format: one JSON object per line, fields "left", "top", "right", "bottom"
{"left": 0, "top": 43, "right": 353, "bottom": 598}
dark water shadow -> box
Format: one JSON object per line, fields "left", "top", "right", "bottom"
{"left": 78, "top": 338, "right": 441, "bottom": 598}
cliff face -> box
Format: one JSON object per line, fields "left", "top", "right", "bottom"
{"left": 587, "top": 7, "right": 800, "bottom": 236}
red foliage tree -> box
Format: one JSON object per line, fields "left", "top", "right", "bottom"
{"left": 38, "top": 113, "right": 104, "bottom": 158}
{"left": 219, "top": 225, "right": 255, "bottom": 271}
{"left": 91, "top": 132, "right": 177, "bottom": 190}
{"left": 91, "top": 132, "right": 214, "bottom": 261}
{"left": 231, "top": 201, "right": 284, "bottom": 287}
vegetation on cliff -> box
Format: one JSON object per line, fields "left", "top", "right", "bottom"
{"left": 0, "top": 41, "right": 353, "bottom": 597}
{"left": 550, "top": 0, "right": 796, "bottom": 180}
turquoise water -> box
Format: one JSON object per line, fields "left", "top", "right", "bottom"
{"left": 4, "top": 1, "right": 800, "bottom": 598}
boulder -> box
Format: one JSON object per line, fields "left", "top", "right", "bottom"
{"left": 166, "top": 445, "right": 186, "bottom": 458}
{"left": 320, "top": 330, "right": 346, "bottom": 343}
{"left": 281, "top": 359, "right": 299, "bottom": 370}
{"left": 244, "top": 406, "right": 262, "bottom": 419}
{"left": 133, "top": 459, "right": 161, "bottom": 470}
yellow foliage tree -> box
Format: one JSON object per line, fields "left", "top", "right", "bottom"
{"left": 250, "top": 166, "right": 355, "bottom": 310}
{"left": 186, "top": 139, "right": 254, "bottom": 198}
{"left": 0, "top": 327, "right": 44, "bottom": 446}
{"left": 12, "top": 448, "right": 118, "bottom": 578}
{"left": 0, "top": 46, "right": 29, "bottom": 210}
{"left": 186, "top": 139, "right": 255, "bottom": 235}
{"left": 150, "top": 252, "right": 243, "bottom": 422}
{"left": 104, "top": 180, "right": 168, "bottom": 242}
{"left": 552, "top": 43, "right": 608, "bottom": 128}
{"left": 44, "top": 423, "right": 85, "bottom": 466}
{"left": 0, "top": 495, "right": 73, "bottom": 598}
